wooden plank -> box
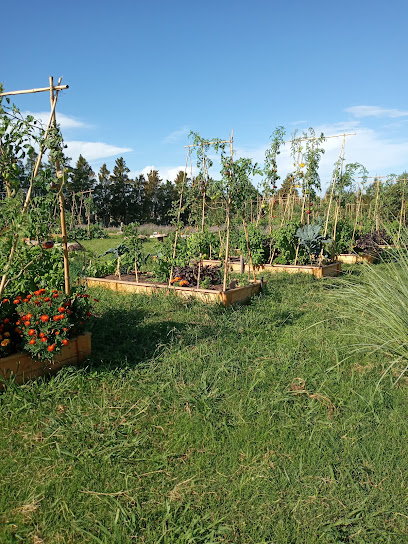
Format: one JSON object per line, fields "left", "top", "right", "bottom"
{"left": 86, "top": 277, "right": 262, "bottom": 307}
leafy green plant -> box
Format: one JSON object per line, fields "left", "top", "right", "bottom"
{"left": 271, "top": 221, "right": 307, "bottom": 264}
{"left": 296, "top": 223, "right": 331, "bottom": 264}
{"left": 237, "top": 224, "right": 269, "bottom": 266}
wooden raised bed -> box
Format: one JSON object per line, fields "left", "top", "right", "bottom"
{"left": 0, "top": 333, "right": 92, "bottom": 389}
{"left": 86, "top": 277, "right": 263, "bottom": 307}
{"left": 336, "top": 253, "right": 375, "bottom": 264}
{"left": 202, "top": 259, "right": 341, "bottom": 278}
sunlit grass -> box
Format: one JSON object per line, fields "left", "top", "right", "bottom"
{"left": 1, "top": 272, "right": 408, "bottom": 542}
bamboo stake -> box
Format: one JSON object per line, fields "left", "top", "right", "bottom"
{"left": 223, "top": 130, "right": 233, "bottom": 292}
{"left": 242, "top": 217, "right": 257, "bottom": 282}
{"left": 0, "top": 84, "right": 68, "bottom": 97}
{"left": 374, "top": 176, "right": 381, "bottom": 232}
{"left": 398, "top": 178, "right": 406, "bottom": 242}
{"left": 49, "top": 76, "right": 70, "bottom": 295}
{"left": 168, "top": 151, "right": 189, "bottom": 287}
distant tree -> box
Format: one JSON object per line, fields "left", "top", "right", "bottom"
{"left": 68, "top": 155, "right": 95, "bottom": 193}
{"left": 93, "top": 164, "right": 111, "bottom": 226}
{"left": 143, "top": 169, "right": 162, "bottom": 221}
{"left": 110, "top": 157, "right": 132, "bottom": 224}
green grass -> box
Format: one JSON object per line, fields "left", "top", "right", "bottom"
{"left": 1, "top": 271, "right": 408, "bottom": 542}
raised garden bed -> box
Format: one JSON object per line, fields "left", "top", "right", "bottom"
{"left": 86, "top": 276, "right": 263, "bottom": 307}
{"left": 0, "top": 333, "right": 92, "bottom": 389}
{"left": 336, "top": 253, "right": 375, "bottom": 264}
{"left": 202, "top": 259, "right": 341, "bottom": 278}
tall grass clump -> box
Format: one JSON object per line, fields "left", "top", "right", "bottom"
{"left": 331, "top": 229, "right": 408, "bottom": 382}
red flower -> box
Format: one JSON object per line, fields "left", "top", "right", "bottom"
{"left": 29, "top": 339, "right": 36, "bottom": 345}
{"left": 2, "top": 298, "right": 9, "bottom": 303}
{"left": 41, "top": 337, "right": 48, "bottom": 343}
{"left": 39, "top": 332, "right": 46, "bottom": 338}
{"left": 24, "top": 320, "right": 31, "bottom": 327}
{"left": 47, "top": 344, "right": 56, "bottom": 352}
{"left": 39, "top": 289, "right": 46, "bottom": 295}
{"left": 3, "top": 318, "right": 10, "bottom": 324}
{"left": 58, "top": 307, "right": 65, "bottom": 313}
{"left": 28, "top": 329, "right": 36, "bottom": 336}
{"left": 40, "top": 315, "right": 49, "bottom": 322}
{"left": 13, "top": 299, "right": 20, "bottom": 304}
{"left": 44, "top": 297, "right": 51, "bottom": 302}
{"left": 62, "top": 339, "right": 69, "bottom": 346}
{"left": 53, "top": 315, "right": 59, "bottom": 322}
{"left": 23, "top": 298, "right": 29, "bottom": 303}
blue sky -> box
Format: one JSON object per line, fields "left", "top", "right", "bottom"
{"left": 2, "top": 0, "right": 408, "bottom": 190}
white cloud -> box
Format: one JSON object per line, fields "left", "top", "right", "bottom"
{"left": 22, "top": 110, "right": 89, "bottom": 129}
{"left": 130, "top": 165, "right": 197, "bottom": 182}
{"left": 236, "top": 122, "right": 408, "bottom": 192}
{"left": 65, "top": 141, "right": 132, "bottom": 161}
{"left": 346, "top": 105, "right": 408, "bottom": 119}
{"left": 163, "top": 126, "right": 189, "bottom": 144}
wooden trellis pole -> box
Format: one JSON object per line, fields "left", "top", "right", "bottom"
{"left": 223, "top": 130, "right": 234, "bottom": 292}
{"left": 0, "top": 78, "right": 67, "bottom": 299}
{"left": 49, "top": 76, "right": 70, "bottom": 295}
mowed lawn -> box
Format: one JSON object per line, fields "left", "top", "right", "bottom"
{"left": 1, "top": 271, "right": 408, "bottom": 543}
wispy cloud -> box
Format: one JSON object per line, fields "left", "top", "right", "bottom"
{"left": 65, "top": 141, "right": 132, "bottom": 162}
{"left": 345, "top": 105, "right": 408, "bottom": 119}
{"left": 163, "top": 126, "right": 189, "bottom": 144}
{"left": 22, "top": 110, "right": 90, "bottom": 129}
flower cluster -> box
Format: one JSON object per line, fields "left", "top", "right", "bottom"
{"left": 0, "top": 288, "right": 93, "bottom": 361}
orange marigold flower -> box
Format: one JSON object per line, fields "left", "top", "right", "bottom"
{"left": 13, "top": 299, "right": 20, "bottom": 304}
{"left": 39, "top": 289, "right": 46, "bottom": 295}
{"left": 53, "top": 315, "right": 60, "bottom": 322}
{"left": 52, "top": 293, "right": 59, "bottom": 298}
{"left": 28, "top": 329, "right": 36, "bottom": 336}
{"left": 40, "top": 315, "right": 49, "bottom": 322}
{"left": 2, "top": 298, "right": 9, "bottom": 303}
{"left": 179, "top": 280, "right": 188, "bottom": 286}
{"left": 44, "top": 297, "right": 51, "bottom": 302}
{"left": 4, "top": 332, "right": 10, "bottom": 338}
{"left": 1, "top": 339, "right": 10, "bottom": 346}
{"left": 58, "top": 307, "right": 65, "bottom": 313}
{"left": 47, "top": 344, "right": 56, "bottom": 352}
{"left": 29, "top": 339, "right": 36, "bottom": 345}
{"left": 40, "top": 337, "right": 48, "bottom": 343}
{"left": 23, "top": 298, "right": 29, "bottom": 303}
{"left": 3, "top": 318, "right": 10, "bottom": 324}
{"left": 62, "top": 339, "right": 69, "bottom": 346}
{"left": 24, "top": 320, "right": 31, "bottom": 327}
{"left": 39, "top": 332, "right": 46, "bottom": 338}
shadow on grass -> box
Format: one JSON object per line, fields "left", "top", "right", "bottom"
{"left": 87, "top": 304, "right": 216, "bottom": 370}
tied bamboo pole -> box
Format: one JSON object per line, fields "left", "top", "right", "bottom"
{"left": 168, "top": 151, "right": 189, "bottom": 287}
{"left": 0, "top": 83, "right": 63, "bottom": 299}
{"left": 0, "top": 84, "right": 68, "bottom": 97}
{"left": 319, "top": 135, "right": 346, "bottom": 263}
{"left": 398, "top": 178, "right": 407, "bottom": 243}
{"left": 50, "top": 76, "right": 70, "bottom": 295}
{"left": 223, "top": 130, "right": 233, "bottom": 292}
{"left": 374, "top": 176, "right": 381, "bottom": 233}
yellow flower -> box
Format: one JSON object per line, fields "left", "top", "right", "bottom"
{"left": 4, "top": 332, "right": 10, "bottom": 337}
{"left": 300, "top": 163, "right": 305, "bottom": 168}
{"left": 1, "top": 339, "right": 10, "bottom": 347}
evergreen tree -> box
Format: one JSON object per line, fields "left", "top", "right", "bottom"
{"left": 93, "top": 164, "right": 111, "bottom": 226}
{"left": 110, "top": 157, "right": 132, "bottom": 224}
